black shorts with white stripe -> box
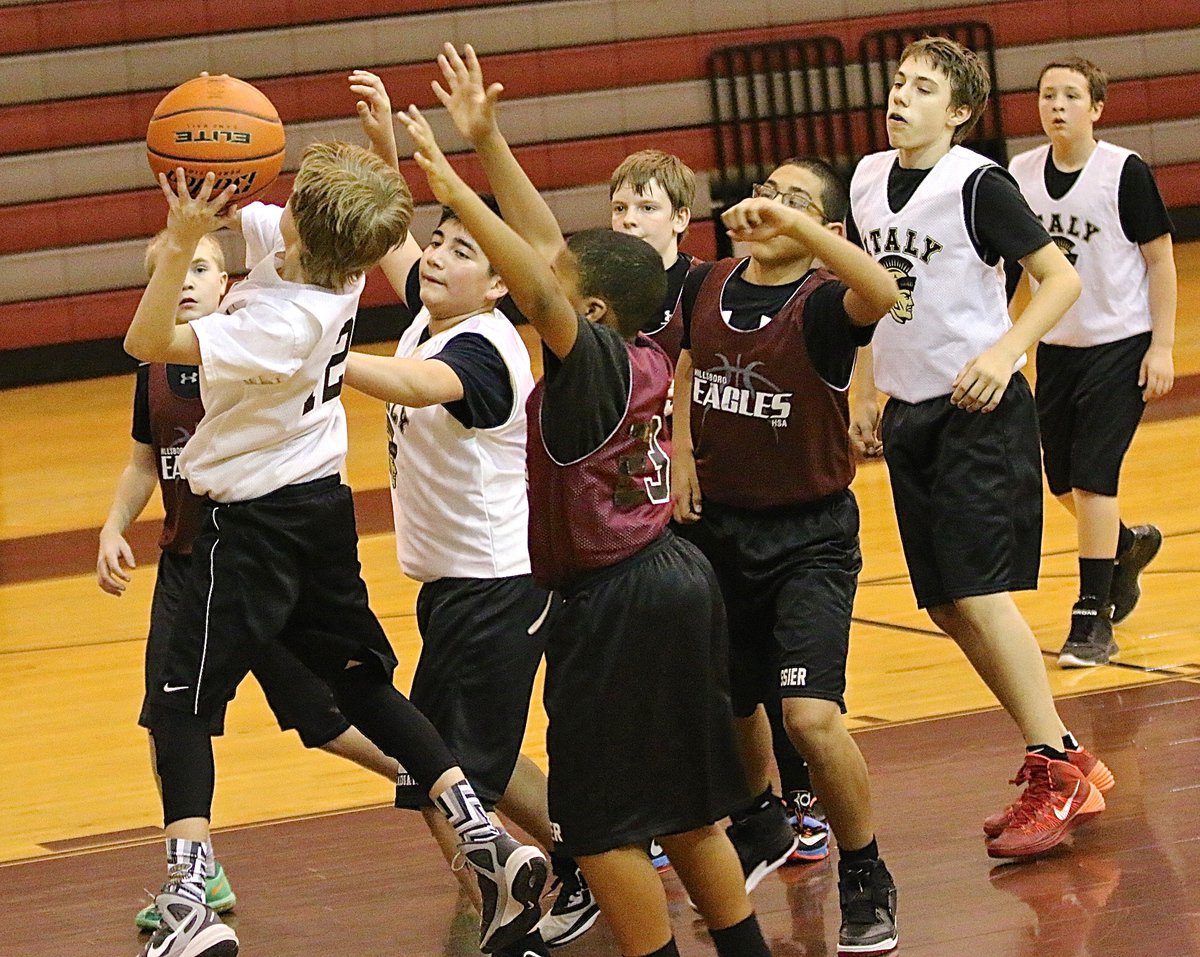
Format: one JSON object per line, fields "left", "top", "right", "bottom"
{"left": 394, "top": 574, "right": 548, "bottom": 811}
{"left": 148, "top": 476, "right": 398, "bottom": 722}
{"left": 141, "top": 549, "right": 351, "bottom": 748}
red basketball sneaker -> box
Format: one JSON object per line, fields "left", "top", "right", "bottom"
{"left": 986, "top": 754, "right": 1106, "bottom": 859}
{"left": 983, "top": 746, "right": 1114, "bottom": 839}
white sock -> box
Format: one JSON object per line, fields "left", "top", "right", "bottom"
{"left": 165, "top": 838, "right": 209, "bottom": 904}
{"left": 433, "top": 780, "right": 500, "bottom": 844}
{"left": 204, "top": 841, "right": 217, "bottom": 879}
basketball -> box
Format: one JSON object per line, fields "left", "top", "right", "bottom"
{"left": 146, "top": 74, "right": 285, "bottom": 204}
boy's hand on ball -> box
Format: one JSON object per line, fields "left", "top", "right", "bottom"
{"left": 350, "top": 70, "right": 396, "bottom": 149}
{"left": 159, "top": 168, "right": 240, "bottom": 243}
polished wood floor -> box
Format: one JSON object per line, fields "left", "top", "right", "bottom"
{"left": 2, "top": 244, "right": 1199, "bottom": 954}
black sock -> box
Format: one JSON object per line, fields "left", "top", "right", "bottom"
{"left": 709, "top": 914, "right": 770, "bottom": 957}
{"left": 637, "top": 939, "right": 680, "bottom": 957}
{"left": 1062, "top": 731, "right": 1080, "bottom": 751}
{"left": 733, "top": 786, "right": 776, "bottom": 821}
{"left": 839, "top": 836, "right": 879, "bottom": 868}
{"left": 1027, "top": 743, "right": 1069, "bottom": 762}
{"left": 767, "top": 699, "right": 811, "bottom": 794}
{"left": 1117, "top": 522, "right": 1135, "bottom": 557}
{"left": 1079, "top": 557, "right": 1115, "bottom": 603}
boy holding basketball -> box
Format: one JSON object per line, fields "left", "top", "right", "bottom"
{"left": 124, "top": 141, "right": 546, "bottom": 957}
{"left": 1008, "top": 56, "right": 1176, "bottom": 667}
{"left": 845, "top": 37, "right": 1112, "bottom": 859}
{"left": 99, "top": 229, "right": 401, "bottom": 936}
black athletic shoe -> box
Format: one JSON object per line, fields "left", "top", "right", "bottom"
{"left": 537, "top": 860, "right": 599, "bottom": 947}
{"left": 1110, "top": 524, "right": 1163, "bottom": 624}
{"left": 494, "top": 931, "right": 552, "bottom": 957}
{"left": 837, "top": 859, "right": 898, "bottom": 955}
{"left": 727, "top": 798, "right": 799, "bottom": 893}
{"left": 1058, "top": 599, "right": 1118, "bottom": 668}
{"left": 460, "top": 829, "right": 548, "bottom": 953}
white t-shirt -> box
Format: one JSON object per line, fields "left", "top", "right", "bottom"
{"left": 180, "top": 202, "right": 362, "bottom": 501}
{"left": 388, "top": 308, "right": 534, "bottom": 582}
{"left": 1009, "top": 141, "right": 1151, "bottom": 347}
{"left": 850, "top": 147, "right": 1020, "bottom": 404}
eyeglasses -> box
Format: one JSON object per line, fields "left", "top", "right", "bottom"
{"left": 751, "top": 182, "right": 826, "bottom": 220}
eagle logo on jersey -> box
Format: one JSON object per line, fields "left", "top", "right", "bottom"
{"left": 879, "top": 255, "right": 917, "bottom": 324}
{"left": 1051, "top": 235, "right": 1079, "bottom": 266}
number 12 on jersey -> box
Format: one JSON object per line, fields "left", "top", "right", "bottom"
{"left": 303, "top": 318, "right": 354, "bottom": 415}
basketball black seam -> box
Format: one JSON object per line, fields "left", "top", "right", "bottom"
{"left": 149, "top": 106, "right": 283, "bottom": 124}
{"left": 147, "top": 146, "right": 286, "bottom": 163}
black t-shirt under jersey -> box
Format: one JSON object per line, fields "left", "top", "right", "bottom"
{"left": 540, "top": 318, "right": 633, "bottom": 464}
{"left": 680, "top": 262, "right": 875, "bottom": 389}
{"left": 1042, "top": 150, "right": 1174, "bottom": 244}
{"left": 847, "top": 162, "right": 1051, "bottom": 268}
{"left": 403, "top": 260, "right": 514, "bottom": 430}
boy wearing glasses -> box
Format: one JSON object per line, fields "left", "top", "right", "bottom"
{"left": 672, "top": 157, "right": 902, "bottom": 956}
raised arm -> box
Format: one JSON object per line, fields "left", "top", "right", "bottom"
{"left": 350, "top": 69, "right": 422, "bottom": 306}
{"left": 124, "top": 170, "right": 237, "bottom": 363}
{"left": 722, "top": 198, "right": 899, "bottom": 324}
{"left": 433, "top": 44, "right": 566, "bottom": 263}
{"left": 397, "top": 104, "right": 578, "bottom": 358}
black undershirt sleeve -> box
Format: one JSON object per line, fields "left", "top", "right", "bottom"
{"left": 845, "top": 197, "right": 863, "bottom": 249}
{"left": 431, "top": 333, "right": 514, "bottom": 430}
{"left": 405, "top": 260, "right": 422, "bottom": 314}
{"left": 802, "top": 281, "right": 876, "bottom": 389}
{"left": 652, "top": 254, "right": 691, "bottom": 334}
{"left": 540, "top": 318, "right": 631, "bottom": 463}
{"left": 132, "top": 364, "right": 151, "bottom": 443}
{"left": 1118, "top": 155, "right": 1174, "bottom": 245}
{"left": 965, "top": 167, "right": 1053, "bottom": 267}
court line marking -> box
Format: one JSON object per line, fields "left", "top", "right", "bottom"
{"left": 6, "top": 675, "right": 1195, "bottom": 869}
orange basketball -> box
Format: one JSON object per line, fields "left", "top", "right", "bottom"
{"left": 147, "top": 74, "right": 285, "bottom": 204}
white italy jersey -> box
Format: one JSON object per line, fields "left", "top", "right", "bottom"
{"left": 387, "top": 308, "right": 534, "bottom": 582}
{"left": 180, "top": 202, "right": 361, "bottom": 501}
{"left": 1009, "top": 141, "right": 1150, "bottom": 347}
{"left": 851, "top": 146, "right": 1019, "bottom": 404}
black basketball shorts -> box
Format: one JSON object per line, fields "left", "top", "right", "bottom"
{"left": 1036, "top": 332, "right": 1151, "bottom": 497}
{"left": 543, "top": 532, "right": 746, "bottom": 858}
{"left": 881, "top": 372, "right": 1042, "bottom": 610}
{"left": 676, "top": 490, "right": 861, "bottom": 717}
{"left": 393, "top": 574, "right": 548, "bottom": 812}
{"left": 147, "top": 477, "right": 398, "bottom": 723}
{"left": 141, "top": 549, "right": 350, "bottom": 747}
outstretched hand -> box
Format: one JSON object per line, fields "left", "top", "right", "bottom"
{"left": 721, "top": 197, "right": 803, "bottom": 245}
{"left": 350, "top": 70, "right": 399, "bottom": 165}
{"left": 396, "top": 104, "right": 463, "bottom": 207}
{"left": 433, "top": 43, "right": 504, "bottom": 146}
{"left": 158, "top": 169, "right": 239, "bottom": 245}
